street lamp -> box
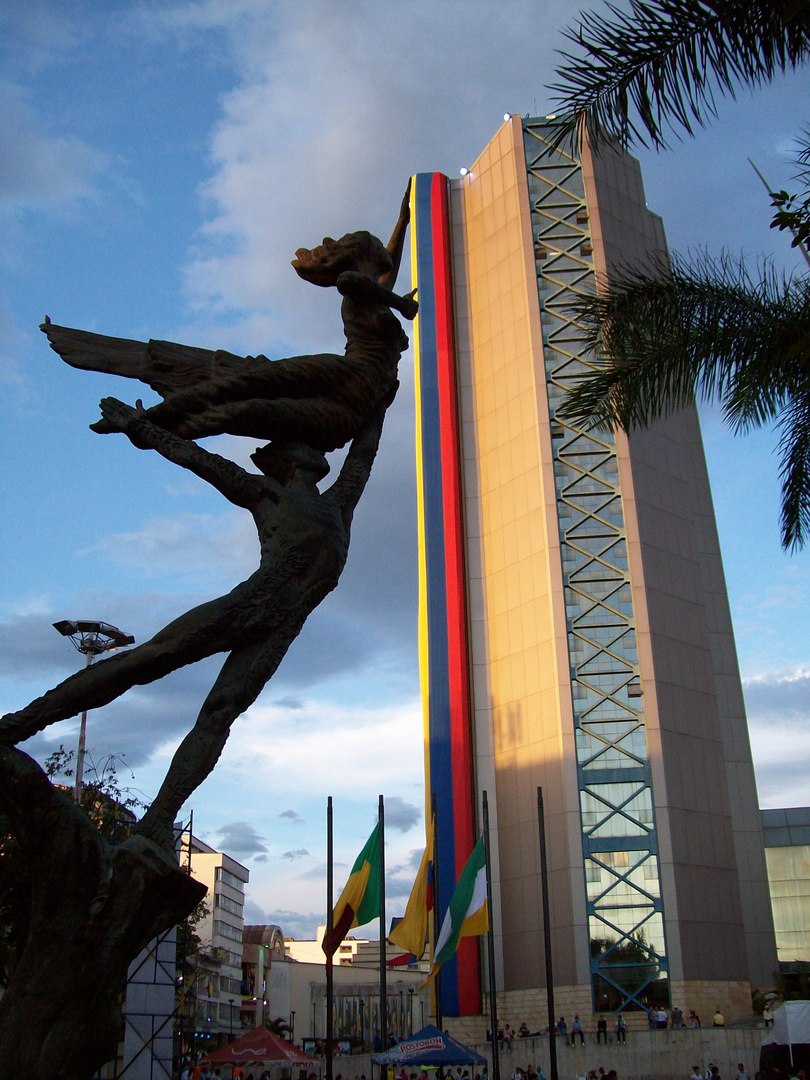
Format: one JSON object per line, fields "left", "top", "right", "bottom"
{"left": 229, "top": 998, "right": 234, "bottom": 1039}
{"left": 408, "top": 988, "right": 414, "bottom": 1036}
{"left": 53, "top": 620, "right": 134, "bottom": 802}
{"left": 359, "top": 999, "right": 365, "bottom": 1050}
{"left": 290, "top": 1009, "right": 295, "bottom": 1044}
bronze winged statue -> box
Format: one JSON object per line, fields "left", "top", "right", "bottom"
{"left": 0, "top": 186, "right": 417, "bottom": 1079}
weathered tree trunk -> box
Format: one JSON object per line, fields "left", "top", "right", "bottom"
{"left": 0, "top": 747, "right": 205, "bottom": 1079}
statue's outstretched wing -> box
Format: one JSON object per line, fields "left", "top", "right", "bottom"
{"left": 41, "top": 323, "right": 255, "bottom": 432}
{"left": 41, "top": 323, "right": 251, "bottom": 394}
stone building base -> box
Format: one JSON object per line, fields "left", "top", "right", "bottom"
{"left": 445, "top": 982, "right": 755, "bottom": 1046}
{"left": 327, "top": 1026, "right": 766, "bottom": 1080}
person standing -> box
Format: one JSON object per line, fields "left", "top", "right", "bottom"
{"left": 616, "top": 1015, "right": 627, "bottom": 1044}
{"left": 571, "top": 1016, "right": 585, "bottom": 1046}
{"left": 672, "top": 1006, "right": 684, "bottom": 1029}
{"left": 597, "top": 1016, "right": 608, "bottom": 1044}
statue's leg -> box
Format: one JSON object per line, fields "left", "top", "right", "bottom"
{"left": 168, "top": 397, "right": 362, "bottom": 450}
{"left": 136, "top": 628, "right": 299, "bottom": 848}
{"left": 0, "top": 592, "right": 241, "bottom": 747}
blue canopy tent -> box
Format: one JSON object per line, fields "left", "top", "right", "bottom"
{"left": 373, "top": 1024, "right": 487, "bottom": 1068}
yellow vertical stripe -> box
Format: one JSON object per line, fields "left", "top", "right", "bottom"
{"left": 411, "top": 177, "right": 432, "bottom": 820}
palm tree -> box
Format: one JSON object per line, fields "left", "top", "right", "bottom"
{"left": 266, "top": 1016, "right": 292, "bottom": 1037}
{"left": 549, "top": 0, "right": 810, "bottom": 548}
{"left": 550, "top": 0, "right": 810, "bottom": 151}
{"left": 557, "top": 251, "right": 810, "bottom": 548}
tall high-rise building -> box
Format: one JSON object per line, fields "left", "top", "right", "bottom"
{"left": 411, "top": 117, "right": 776, "bottom": 1021}
{"left": 183, "top": 833, "right": 248, "bottom": 1040}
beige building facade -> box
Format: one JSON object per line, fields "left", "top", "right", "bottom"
{"left": 412, "top": 118, "right": 776, "bottom": 1022}
{"left": 182, "top": 833, "right": 249, "bottom": 1039}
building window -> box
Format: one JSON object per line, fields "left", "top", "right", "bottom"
{"left": 215, "top": 867, "right": 245, "bottom": 892}
{"left": 216, "top": 892, "right": 243, "bottom": 917}
{"left": 214, "top": 919, "right": 243, "bottom": 943}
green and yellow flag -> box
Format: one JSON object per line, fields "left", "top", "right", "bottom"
{"left": 322, "top": 821, "right": 381, "bottom": 957}
{"left": 420, "top": 835, "right": 488, "bottom": 987}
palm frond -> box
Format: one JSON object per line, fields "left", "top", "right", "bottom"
{"left": 559, "top": 252, "right": 810, "bottom": 428}
{"left": 792, "top": 125, "right": 810, "bottom": 185}
{"left": 557, "top": 253, "right": 810, "bottom": 547}
{"left": 549, "top": 0, "right": 810, "bottom": 150}
{"left": 778, "top": 389, "right": 810, "bottom": 549}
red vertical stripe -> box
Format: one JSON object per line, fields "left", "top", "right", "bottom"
{"left": 430, "top": 174, "right": 479, "bottom": 1014}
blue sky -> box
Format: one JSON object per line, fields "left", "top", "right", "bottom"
{"left": 1, "top": 1, "right": 809, "bottom": 939}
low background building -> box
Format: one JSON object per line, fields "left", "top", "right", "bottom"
{"left": 243, "top": 924, "right": 429, "bottom": 1048}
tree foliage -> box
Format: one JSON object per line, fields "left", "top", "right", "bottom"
{"left": 558, "top": 251, "right": 810, "bottom": 545}
{"left": 550, "top": 0, "right": 810, "bottom": 151}
{"left": 550, "top": 0, "right": 810, "bottom": 548}
{"left": 266, "top": 1016, "right": 293, "bottom": 1037}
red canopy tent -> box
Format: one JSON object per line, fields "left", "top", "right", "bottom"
{"left": 199, "top": 1026, "right": 319, "bottom": 1070}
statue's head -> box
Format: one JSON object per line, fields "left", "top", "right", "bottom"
{"left": 292, "top": 231, "right": 393, "bottom": 287}
{"left": 252, "top": 441, "right": 330, "bottom": 485}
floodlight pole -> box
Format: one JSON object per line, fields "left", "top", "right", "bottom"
{"left": 52, "top": 620, "right": 134, "bottom": 802}
{"left": 73, "top": 651, "right": 93, "bottom": 802}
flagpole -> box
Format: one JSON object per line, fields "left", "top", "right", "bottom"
{"left": 536, "top": 787, "right": 557, "bottom": 1080}
{"left": 431, "top": 791, "right": 442, "bottom": 1033}
{"left": 379, "top": 794, "right": 387, "bottom": 1051}
{"left": 482, "top": 791, "right": 500, "bottom": 1080}
{"left": 326, "top": 796, "right": 334, "bottom": 1080}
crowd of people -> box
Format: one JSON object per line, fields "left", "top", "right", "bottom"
{"left": 181, "top": 1066, "right": 321, "bottom": 1080}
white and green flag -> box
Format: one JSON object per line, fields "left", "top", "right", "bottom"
{"left": 421, "top": 835, "right": 488, "bottom": 987}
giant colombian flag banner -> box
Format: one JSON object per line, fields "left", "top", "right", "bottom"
{"left": 411, "top": 173, "right": 480, "bottom": 1015}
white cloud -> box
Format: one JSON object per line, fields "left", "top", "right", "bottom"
{"left": 213, "top": 820, "right": 269, "bottom": 856}
{"left": 385, "top": 796, "right": 421, "bottom": 834}
{"left": 280, "top": 848, "right": 309, "bottom": 861}
{"left": 87, "top": 509, "right": 258, "bottom": 579}
{"left": 216, "top": 696, "right": 424, "bottom": 800}
{"left": 168, "top": 1, "right": 572, "bottom": 353}
{"left": 0, "top": 81, "right": 106, "bottom": 213}
{"left": 744, "top": 667, "right": 810, "bottom": 807}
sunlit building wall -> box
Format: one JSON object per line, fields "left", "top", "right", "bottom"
{"left": 412, "top": 117, "right": 776, "bottom": 1021}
